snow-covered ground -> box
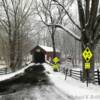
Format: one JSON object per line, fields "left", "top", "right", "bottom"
{"left": 0, "top": 63, "right": 73, "bottom": 100}
{"left": 0, "top": 62, "right": 100, "bottom": 100}
{"left": 0, "top": 63, "right": 34, "bottom": 81}
{"left": 0, "top": 82, "right": 74, "bottom": 100}
{"left": 60, "top": 61, "right": 100, "bottom": 71}
{"left": 43, "top": 63, "right": 100, "bottom": 100}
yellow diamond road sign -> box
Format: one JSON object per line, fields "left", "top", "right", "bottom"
{"left": 53, "top": 57, "right": 60, "bottom": 63}
{"left": 82, "top": 47, "right": 93, "bottom": 62}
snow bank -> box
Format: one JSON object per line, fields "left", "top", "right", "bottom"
{"left": 39, "top": 45, "right": 60, "bottom": 52}
{"left": 43, "top": 63, "right": 100, "bottom": 100}
{"left": 0, "top": 63, "right": 34, "bottom": 81}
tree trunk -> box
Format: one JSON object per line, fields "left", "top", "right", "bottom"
{"left": 82, "top": 42, "right": 94, "bottom": 81}
{"left": 9, "top": 42, "right": 16, "bottom": 72}
{"left": 51, "top": 26, "right": 56, "bottom": 58}
{"left": 9, "top": 32, "right": 17, "bottom": 72}
{"left": 16, "top": 33, "right": 23, "bottom": 70}
{"left": 52, "top": 34, "right": 56, "bottom": 58}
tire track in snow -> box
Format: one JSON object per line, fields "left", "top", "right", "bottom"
{"left": 0, "top": 84, "right": 75, "bottom": 100}
{"left": 29, "top": 85, "right": 75, "bottom": 100}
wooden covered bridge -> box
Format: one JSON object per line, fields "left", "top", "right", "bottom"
{"left": 30, "top": 45, "right": 61, "bottom": 63}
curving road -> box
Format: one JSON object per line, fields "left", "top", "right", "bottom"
{"left": 0, "top": 83, "right": 74, "bottom": 100}
{"left": 0, "top": 64, "right": 75, "bottom": 100}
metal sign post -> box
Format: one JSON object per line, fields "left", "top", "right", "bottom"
{"left": 85, "top": 63, "right": 90, "bottom": 87}
{"left": 86, "top": 69, "right": 89, "bottom": 87}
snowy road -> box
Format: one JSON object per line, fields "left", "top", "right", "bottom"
{"left": 0, "top": 63, "right": 100, "bottom": 100}
{"left": 0, "top": 84, "right": 74, "bottom": 100}
{"left": 0, "top": 63, "right": 74, "bottom": 100}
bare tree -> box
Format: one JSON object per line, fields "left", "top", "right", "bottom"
{"left": 34, "top": 0, "right": 71, "bottom": 58}
{"left": 52, "top": 0, "right": 100, "bottom": 80}
{"left": 0, "top": 0, "right": 33, "bottom": 71}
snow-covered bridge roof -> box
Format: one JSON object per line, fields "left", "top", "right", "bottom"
{"left": 31, "top": 45, "right": 60, "bottom": 53}
{"left": 39, "top": 45, "right": 60, "bottom": 52}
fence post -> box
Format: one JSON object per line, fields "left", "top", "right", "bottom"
{"left": 80, "top": 70, "right": 82, "bottom": 81}
{"left": 97, "top": 69, "right": 100, "bottom": 85}
{"left": 5, "top": 68, "right": 7, "bottom": 74}
{"left": 70, "top": 69, "right": 72, "bottom": 77}
{"left": 65, "top": 68, "right": 68, "bottom": 80}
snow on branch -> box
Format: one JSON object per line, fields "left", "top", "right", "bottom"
{"left": 53, "top": 0, "right": 81, "bottom": 31}
{"left": 55, "top": 24, "right": 81, "bottom": 41}
{"left": 39, "top": 18, "right": 81, "bottom": 41}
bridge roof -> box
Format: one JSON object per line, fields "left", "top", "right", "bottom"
{"left": 31, "top": 45, "right": 60, "bottom": 53}
{"left": 39, "top": 45, "right": 60, "bottom": 52}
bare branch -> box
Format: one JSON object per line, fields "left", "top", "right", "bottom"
{"left": 88, "top": 0, "right": 99, "bottom": 30}
{"left": 53, "top": 0, "right": 81, "bottom": 30}
{"left": 0, "top": 20, "right": 8, "bottom": 33}
{"left": 94, "top": 15, "right": 100, "bottom": 34}
{"left": 2, "top": 0, "right": 11, "bottom": 35}
{"left": 47, "top": 24, "right": 81, "bottom": 41}
{"left": 77, "top": 0, "right": 85, "bottom": 29}
{"left": 85, "top": 0, "right": 90, "bottom": 23}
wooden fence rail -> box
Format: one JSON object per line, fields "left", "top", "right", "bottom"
{"left": 65, "top": 69, "right": 100, "bottom": 85}
{"left": 69, "top": 69, "right": 83, "bottom": 81}
{"left": 94, "top": 69, "right": 100, "bottom": 85}
{"left": 0, "top": 68, "right": 11, "bottom": 75}
{"left": 0, "top": 64, "right": 27, "bottom": 75}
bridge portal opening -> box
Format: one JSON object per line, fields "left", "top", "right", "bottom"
{"left": 34, "top": 49, "right": 45, "bottom": 63}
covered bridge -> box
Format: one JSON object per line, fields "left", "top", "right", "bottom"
{"left": 30, "top": 45, "right": 60, "bottom": 63}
